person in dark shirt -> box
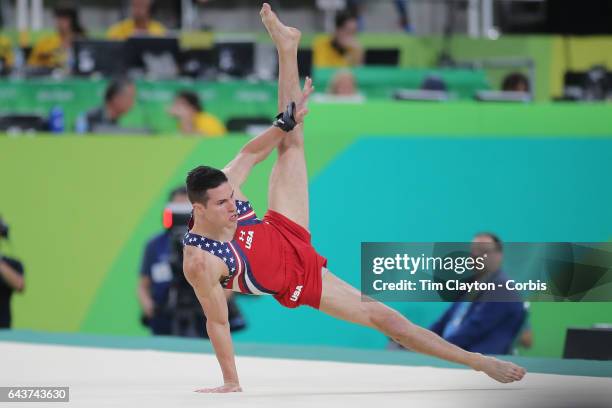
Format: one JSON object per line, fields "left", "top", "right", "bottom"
{"left": 85, "top": 78, "right": 136, "bottom": 133}
{"left": 0, "top": 217, "right": 25, "bottom": 329}
{"left": 502, "top": 72, "right": 530, "bottom": 93}
{"left": 428, "top": 233, "right": 527, "bottom": 355}
{"left": 138, "top": 187, "right": 190, "bottom": 335}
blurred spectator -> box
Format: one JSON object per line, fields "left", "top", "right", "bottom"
{"left": 329, "top": 70, "right": 359, "bottom": 96}
{"left": 390, "top": 233, "right": 526, "bottom": 355}
{"left": 168, "top": 91, "right": 226, "bottom": 137}
{"left": 107, "top": 0, "right": 167, "bottom": 40}
{"left": 394, "top": 0, "right": 412, "bottom": 32}
{"left": 0, "top": 216, "right": 25, "bottom": 329}
{"left": 346, "top": 0, "right": 366, "bottom": 31}
{"left": 312, "top": 70, "right": 365, "bottom": 103}
{"left": 346, "top": 0, "right": 411, "bottom": 32}
{"left": 138, "top": 187, "right": 189, "bottom": 335}
{"left": 502, "top": 72, "right": 530, "bottom": 92}
{"left": 429, "top": 233, "right": 526, "bottom": 354}
{"left": 28, "top": 7, "right": 86, "bottom": 71}
{"left": 313, "top": 10, "right": 363, "bottom": 68}
{"left": 84, "top": 78, "right": 136, "bottom": 133}
{"left": 421, "top": 74, "right": 448, "bottom": 91}
{"left": 0, "top": 34, "right": 14, "bottom": 74}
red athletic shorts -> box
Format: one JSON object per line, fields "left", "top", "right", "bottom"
{"left": 263, "top": 210, "right": 327, "bottom": 309}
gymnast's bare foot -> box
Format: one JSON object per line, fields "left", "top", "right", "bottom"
{"left": 260, "top": 2, "right": 301, "bottom": 53}
{"left": 472, "top": 353, "right": 526, "bottom": 383}
{"left": 195, "top": 382, "right": 242, "bottom": 393}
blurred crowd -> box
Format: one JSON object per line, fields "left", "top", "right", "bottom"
{"left": 0, "top": 0, "right": 545, "bottom": 136}
{"left": 1, "top": 0, "right": 165, "bottom": 74}
{"left": 0, "top": 0, "right": 379, "bottom": 75}
{"left": 80, "top": 78, "right": 226, "bottom": 136}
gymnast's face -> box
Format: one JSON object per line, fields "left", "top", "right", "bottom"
{"left": 197, "top": 182, "right": 238, "bottom": 228}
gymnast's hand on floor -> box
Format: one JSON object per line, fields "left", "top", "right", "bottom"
{"left": 195, "top": 382, "right": 243, "bottom": 393}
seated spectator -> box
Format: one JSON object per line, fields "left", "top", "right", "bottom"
{"left": 428, "top": 233, "right": 526, "bottom": 355}
{"left": 107, "top": 0, "right": 166, "bottom": 40}
{"left": 0, "top": 34, "right": 14, "bottom": 74}
{"left": 84, "top": 78, "right": 136, "bottom": 133}
{"left": 421, "top": 74, "right": 448, "bottom": 91}
{"left": 313, "top": 69, "right": 365, "bottom": 103}
{"left": 28, "top": 7, "right": 86, "bottom": 71}
{"left": 502, "top": 72, "right": 530, "bottom": 93}
{"left": 168, "top": 91, "right": 226, "bottom": 137}
{"left": 313, "top": 10, "right": 363, "bottom": 68}
{"left": 389, "top": 233, "right": 526, "bottom": 355}
{"left": 330, "top": 70, "right": 359, "bottom": 96}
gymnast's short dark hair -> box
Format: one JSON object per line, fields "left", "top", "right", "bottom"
{"left": 186, "top": 166, "right": 228, "bottom": 205}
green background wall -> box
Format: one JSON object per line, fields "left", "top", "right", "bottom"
{"left": 1, "top": 101, "right": 612, "bottom": 358}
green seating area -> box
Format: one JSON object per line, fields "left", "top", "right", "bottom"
{"left": 313, "top": 67, "right": 490, "bottom": 99}
{"left": 0, "top": 67, "right": 491, "bottom": 133}
{"left": 0, "top": 78, "right": 278, "bottom": 134}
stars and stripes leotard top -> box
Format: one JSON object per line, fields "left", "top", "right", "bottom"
{"left": 182, "top": 200, "right": 284, "bottom": 296}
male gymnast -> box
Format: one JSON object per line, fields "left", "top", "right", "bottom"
{"left": 182, "top": 3, "right": 526, "bottom": 393}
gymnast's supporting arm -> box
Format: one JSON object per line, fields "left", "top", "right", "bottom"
{"left": 183, "top": 250, "right": 242, "bottom": 393}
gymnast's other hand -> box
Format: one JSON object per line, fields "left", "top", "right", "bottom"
{"left": 294, "top": 76, "right": 314, "bottom": 124}
{"left": 195, "top": 382, "right": 243, "bottom": 393}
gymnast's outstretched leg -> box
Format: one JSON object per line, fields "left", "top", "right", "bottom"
{"left": 318, "top": 269, "right": 527, "bottom": 383}
{"left": 261, "top": 3, "right": 310, "bottom": 231}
